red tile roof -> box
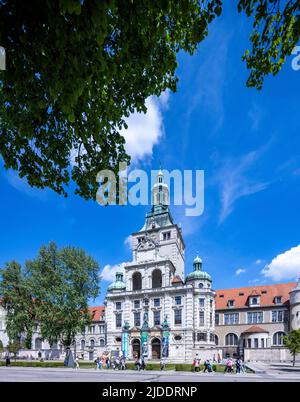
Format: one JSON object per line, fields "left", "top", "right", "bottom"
{"left": 242, "top": 325, "right": 269, "bottom": 334}
{"left": 172, "top": 275, "right": 183, "bottom": 285}
{"left": 215, "top": 282, "right": 296, "bottom": 310}
{"left": 88, "top": 306, "right": 105, "bottom": 322}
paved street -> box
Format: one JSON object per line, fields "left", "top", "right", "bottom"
{"left": 0, "top": 366, "right": 300, "bottom": 382}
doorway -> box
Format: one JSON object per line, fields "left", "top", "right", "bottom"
{"left": 151, "top": 338, "right": 161, "bottom": 359}
{"left": 132, "top": 338, "right": 141, "bottom": 358}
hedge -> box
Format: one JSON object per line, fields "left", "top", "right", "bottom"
{"left": 0, "top": 361, "right": 251, "bottom": 373}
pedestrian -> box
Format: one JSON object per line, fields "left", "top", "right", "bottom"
{"left": 95, "top": 356, "right": 101, "bottom": 370}
{"left": 106, "top": 356, "right": 111, "bottom": 369}
{"left": 75, "top": 355, "right": 80, "bottom": 370}
{"left": 160, "top": 359, "right": 165, "bottom": 371}
{"left": 139, "top": 356, "right": 146, "bottom": 370}
{"left": 224, "top": 358, "right": 232, "bottom": 373}
{"left": 120, "top": 355, "right": 126, "bottom": 370}
{"left": 203, "top": 359, "right": 210, "bottom": 373}
{"left": 5, "top": 354, "right": 10, "bottom": 367}
{"left": 193, "top": 354, "right": 200, "bottom": 372}
{"left": 236, "top": 357, "right": 244, "bottom": 374}
{"left": 134, "top": 355, "right": 140, "bottom": 371}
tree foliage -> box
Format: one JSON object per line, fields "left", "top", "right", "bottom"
{"left": 0, "top": 1, "right": 299, "bottom": 199}
{"left": 284, "top": 329, "right": 300, "bottom": 366}
{"left": 0, "top": 242, "right": 100, "bottom": 347}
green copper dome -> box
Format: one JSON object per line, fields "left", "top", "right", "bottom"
{"left": 186, "top": 255, "right": 212, "bottom": 282}
{"left": 107, "top": 271, "right": 126, "bottom": 291}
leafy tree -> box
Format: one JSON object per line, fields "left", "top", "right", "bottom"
{"left": 0, "top": 261, "right": 36, "bottom": 349}
{"left": 7, "top": 340, "right": 25, "bottom": 360}
{"left": 283, "top": 329, "right": 300, "bottom": 367}
{"left": 0, "top": 242, "right": 100, "bottom": 349}
{"left": 0, "top": 1, "right": 299, "bottom": 198}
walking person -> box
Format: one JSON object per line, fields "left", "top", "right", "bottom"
{"left": 75, "top": 355, "right": 80, "bottom": 370}
{"left": 5, "top": 353, "right": 10, "bottom": 367}
{"left": 120, "top": 355, "right": 126, "bottom": 370}
{"left": 193, "top": 354, "right": 200, "bottom": 372}
{"left": 95, "top": 356, "right": 101, "bottom": 370}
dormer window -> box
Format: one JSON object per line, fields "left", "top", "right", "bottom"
{"left": 274, "top": 296, "right": 282, "bottom": 304}
{"left": 228, "top": 300, "right": 235, "bottom": 308}
{"left": 249, "top": 296, "right": 260, "bottom": 306}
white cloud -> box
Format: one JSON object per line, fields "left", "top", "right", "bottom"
{"left": 124, "top": 235, "right": 133, "bottom": 250}
{"left": 255, "top": 259, "right": 264, "bottom": 265}
{"left": 262, "top": 244, "right": 300, "bottom": 281}
{"left": 100, "top": 262, "right": 127, "bottom": 282}
{"left": 215, "top": 150, "right": 269, "bottom": 223}
{"left": 121, "top": 93, "right": 169, "bottom": 163}
{"left": 235, "top": 268, "right": 246, "bottom": 276}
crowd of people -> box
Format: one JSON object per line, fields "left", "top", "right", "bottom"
{"left": 73, "top": 352, "right": 247, "bottom": 374}
{"left": 192, "top": 354, "right": 246, "bottom": 374}
{"left": 74, "top": 352, "right": 147, "bottom": 371}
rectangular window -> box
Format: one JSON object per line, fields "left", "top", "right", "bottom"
{"left": 134, "top": 312, "right": 141, "bottom": 327}
{"left": 154, "top": 298, "right": 160, "bottom": 307}
{"left": 199, "top": 298, "right": 205, "bottom": 308}
{"left": 115, "top": 313, "right": 122, "bottom": 328}
{"left": 153, "top": 311, "right": 160, "bottom": 326}
{"left": 197, "top": 332, "right": 206, "bottom": 342}
{"left": 254, "top": 338, "right": 259, "bottom": 348}
{"left": 116, "top": 302, "right": 122, "bottom": 310}
{"left": 210, "top": 299, "right": 213, "bottom": 308}
{"left": 210, "top": 312, "right": 213, "bottom": 325}
{"left": 272, "top": 310, "right": 287, "bottom": 323}
{"left": 247, "top": 339, "right": 251, "bottom": 348}
{"left": 163, "top": 232, "right": 171, "bottom": 241}
{"left": 215, "top": 314, "right": 220, "bottom": 325}
{"left": 174, "top": 309, "right": 182, "bottom": 325}
{"left": 175, "top": 296, "right": 182, "bottom": 305}
{"left": 134, "top": 300, "right": 140, "bottom": 309}
{"left": 261, "top": 339, "right": 265, "bottom": 348}
{"left": 224, "top": 313, "right": 239, "bottom": 325}
{"left": 247, "top": 311, "right": 263, "bottom": 324}
{"left": 199, "top": 311, "right": 204, "bottom": 325}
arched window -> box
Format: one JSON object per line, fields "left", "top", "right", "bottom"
{"left": 81, "top": 339, "right": 85, "bottom": 350}
{"left": 215, "top": 335, "right": 219, "bottom": 345}
{"left": 132, "top": 272, "right": 142, "bottom": 290}
{"left": 225, "top": 333, "right": 238, "bottom": 346}
{"left": 273, "top": 332, "right": 285, "bottom": 346}
{"left": 198, "top": 283, "right": 204, "bottom": 289}
{"left": 100, "top": 339, "right": 105, "bottom": 347}
{"left": 152, "top": 269, "right": 162, "bottom": 288}
{"left": 90, "top": 339, "right": 95, "bottom": 348}
{"left": 35, "top": 338, "right": 42, "bottom": 350}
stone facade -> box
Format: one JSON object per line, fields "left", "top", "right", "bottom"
{"left": 214, "top": 281, "right": 300, "bottom": 360}
{"left": 1, "top": 170, "right": 299, "bottom": 364}
{"left": 105, "top": 170, "right": 219, "bottom": 362}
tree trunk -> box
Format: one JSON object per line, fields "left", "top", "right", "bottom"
{"left": 293, "top": 352, "right": 296, "bottom": 367}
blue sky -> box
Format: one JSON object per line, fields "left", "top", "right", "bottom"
{"left": 1, "top": 4, "right": 300, "bottom": 305}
